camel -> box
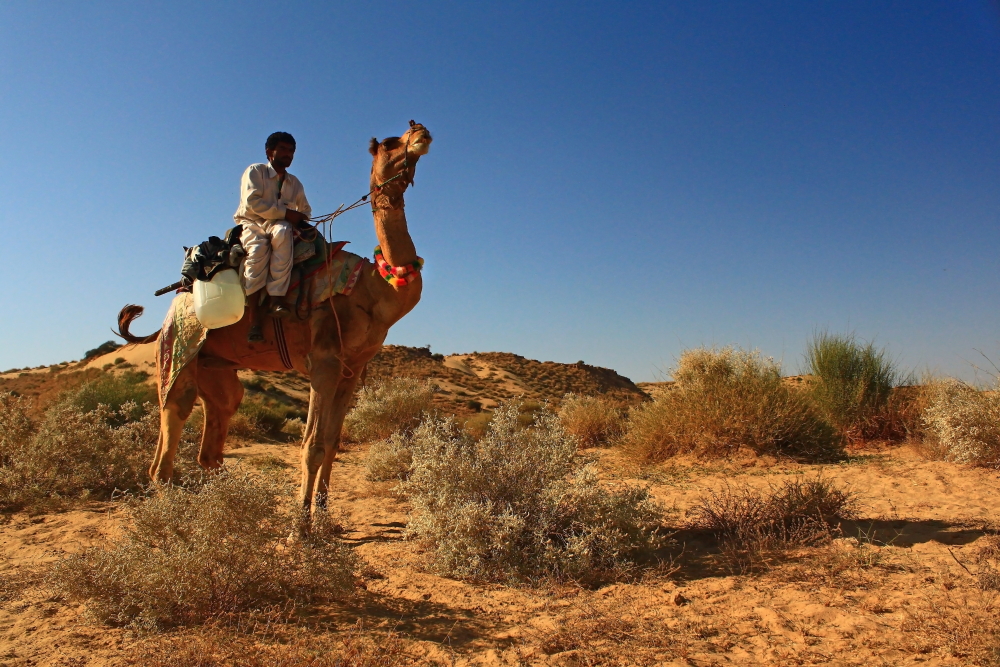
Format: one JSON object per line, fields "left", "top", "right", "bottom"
{"left": 117, "top": 121, "right": 432, "bottom": 525}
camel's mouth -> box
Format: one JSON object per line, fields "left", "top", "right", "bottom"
{"left": 408, "top": 131, "right": 432, "bottom": 156}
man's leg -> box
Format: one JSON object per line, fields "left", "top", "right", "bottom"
{"left": 266, "top": 221, "right": 294, "bottom": 318}
{"left": 240, "top": 224, "right": 271, "bottom": 342}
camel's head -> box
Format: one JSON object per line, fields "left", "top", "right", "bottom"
{"left": 368, "top": 120, "right": 432, "bottom": 206}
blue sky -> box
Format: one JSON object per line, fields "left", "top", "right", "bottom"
{"left": 1, "top": 1, "right": 998, "bottom": 382}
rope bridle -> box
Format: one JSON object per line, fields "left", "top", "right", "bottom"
{"left": 301, "top": 127, "right": 420, "bottom": 379}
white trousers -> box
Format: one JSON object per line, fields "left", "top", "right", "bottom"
{"left": 241, "top": 220, "right": 294, "bottom": 297}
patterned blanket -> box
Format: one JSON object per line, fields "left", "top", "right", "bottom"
{"left": 157, "top": 242, "right": 364, "bottom": 400}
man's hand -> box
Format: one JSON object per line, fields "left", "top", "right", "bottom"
{"left": 285, "top": 209, "right": 307, "bottom": 224}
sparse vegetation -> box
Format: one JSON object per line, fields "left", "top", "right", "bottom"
{"left": 343, "top": 378, "right": 434, "bottom": 442}
{"left": 130, "top": 619, "right": 413, "bottom": 667}
{"left": 922, "top": 379, "right": 1000, "bottom": 467}
{"left": 805, "top": 331, "right": 908, "bottom": 442}
{"left": 559, "top": 393, "right": 624, "bottom": 447}
{"left": 688, "top": 476, "right": 859, "bottom": 572}
{"left": 0, "top": 389, "right": 158, "bottom": 510}
{"left": 403, "top": 400, "right": 665, "bottom": 583}
{"left": 50, "top": 469, "right": 357, "bottom": 628}
{"left": 622, "top": 347, "right": 842, "bottom": 463}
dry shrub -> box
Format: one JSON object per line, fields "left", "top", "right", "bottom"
{"left": 364, "top": 432, "right": 413, "bottom": 482}
{"left": 622, "top": 347, "right": 841, "bottom": 463}
{"left": 0, "top": 390, "right": 158, "bottom": 509}
{"left": 403, "top": 400, "right": 666, "bottom": 583}
{"left": 49, "top": 469, "right": 358, "bottom": 628}
{"left": 559, "top": 393, "right": 624, "bottom": 447}
{"left": 461, "top": 411, "right": 493, "bottom": 439}
{"left": 688, "top": 476, "right": 859, "bottom": 572}
{"left": 922, "top": 380, "right": 1000, "bottom": 467}
{"left": 131, "top": 618, "right": 413, "bottom": 667}
{"left": 343, "top": 378, "right": 434, "bottom": 443}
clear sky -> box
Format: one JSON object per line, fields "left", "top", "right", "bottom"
{"left": 1, "top": 2, "right": 998, "bottom": 382}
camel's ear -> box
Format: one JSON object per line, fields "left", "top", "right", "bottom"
{"left": 369, "top": 137, "right": 379, "bottom": 156}
{"left": 409, "top": 119, "right": 416, "bottom": 127}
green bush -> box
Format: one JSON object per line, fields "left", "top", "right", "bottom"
{"left": 231, "top": 394, "right": 290, "bottom": 437}
{"left": 49, "top": 469, "right": 357, "bottom": 628}
{"left": 343, "top": 378, "right": 434, "bottom": 443}
{"left": 805, "top": 332, "right": 908, "bottom": 442}
{"left": 403, "top": 401, "right": 665, "bottom": 583}
{"left": 65, "top": 372, "right": 157, "bottom": 426}
{"left": 622, "top": 347, "right": 842, "bottom": 463}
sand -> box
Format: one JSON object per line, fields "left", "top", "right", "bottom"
{"left": 2, "top": 439, "right": 998, "bottom": 665}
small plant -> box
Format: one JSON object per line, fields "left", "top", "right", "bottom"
{"left": 403, "top": 401, "right": 665, "bottom": 583}
{"left": 922, "top": 379, "right": 1000, "bottom": 467}
{"left": 805, "top": 331, "right": 908, "bottom": 442}
{"left": 49, "top": 469, "right": 358, "bottom": 628}
{"left": 622, "top": 347, "right": 841, "bottom": 463}
{"left": 365, "top": 432, "right": 413, "bottom": 482}
{"left": 343, "top": 378, "right": 434, "bottom": 443}
{"left": 688, "top": 476, "right": 859, "bottom": 572}
{"left": 559, "top": 393, "right": 624, "bottom": 447}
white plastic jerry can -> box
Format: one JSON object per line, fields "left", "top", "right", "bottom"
{"left": 192, "top": 269, "right": 245, "bottom": 329}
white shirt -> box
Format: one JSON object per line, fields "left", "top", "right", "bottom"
{"left": 234, "top": 162, "right": 312, "bottom": 227}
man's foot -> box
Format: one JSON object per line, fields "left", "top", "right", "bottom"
{"left": 268, "top": 301, "right": 292, "bottom": 319}
{"left": 248, "top": 324, "right": 264, "bottom": 343}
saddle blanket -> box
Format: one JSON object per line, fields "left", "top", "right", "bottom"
{"left": 157, "top": 242, "right": 364, "bottom": 400}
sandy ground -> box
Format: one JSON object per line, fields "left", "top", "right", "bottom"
{"left": 3, "top": 438, "right": 999, "bottom": 666}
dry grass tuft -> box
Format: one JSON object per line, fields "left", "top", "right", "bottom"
{"left": 559, "top": 393, "right": 625, "bottom": 447}
{"left": 403, "top": 400, "right": 666, "bottom": 584}
{"left": 622, "top": 347, "right": 842, "bottom": 463}
{"left": 130, "top": 618, "right": 413, "bottom": 666}
{"left": 922, "top": 380, "right": 1000, "bottom": 467}
{"left": 688, "top": 476, "right": 859, "bottom": 572}
{"left": 49, "top": 469, "right": 358, "bottom": 628}
{"left": 343, "top": 378, "right": 434, "bottom": 443}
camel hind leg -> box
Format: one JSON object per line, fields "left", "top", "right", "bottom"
{"left": 149, "top": 362, "right": 199, "bottom": 482}
{"left": 195, "top": 365, "right": 244, "bottom": 469}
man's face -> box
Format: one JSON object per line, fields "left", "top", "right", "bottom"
{"left": 267, "top": 142, "right": 296, "bottom": 171}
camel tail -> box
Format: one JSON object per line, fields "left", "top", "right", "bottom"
{"left": 115, "top": 304, "right": 160, "bottom": 344}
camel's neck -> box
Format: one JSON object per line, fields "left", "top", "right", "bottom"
{"left": 373, "top": 206, "right": 418, "bottom": 268}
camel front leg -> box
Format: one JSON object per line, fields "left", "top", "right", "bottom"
{"left": 149, "top": 364, "right": 199, "bottom": 482}
{"left": 298, "top": 357, "right": 345, "bottom": 527}
{"left": 315, "top": 373, "right": 363, "bottom": 510}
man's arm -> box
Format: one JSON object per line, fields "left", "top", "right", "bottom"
{"left": 291, "top": 178, "right": 312, "bottom": 221}
{"left": 242, "top": 165, "right": 287, "bottom": 221}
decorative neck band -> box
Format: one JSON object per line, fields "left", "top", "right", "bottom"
{"left": 374, "top": 246, "right": 424, "bottom": 287}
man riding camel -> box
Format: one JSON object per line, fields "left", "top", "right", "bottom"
{"left": 236, "top": 131, "right": 312, "bottom": 342}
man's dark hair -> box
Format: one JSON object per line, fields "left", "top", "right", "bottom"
{"left": 265, "top": 131, "right": 296, "bottom": 151}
